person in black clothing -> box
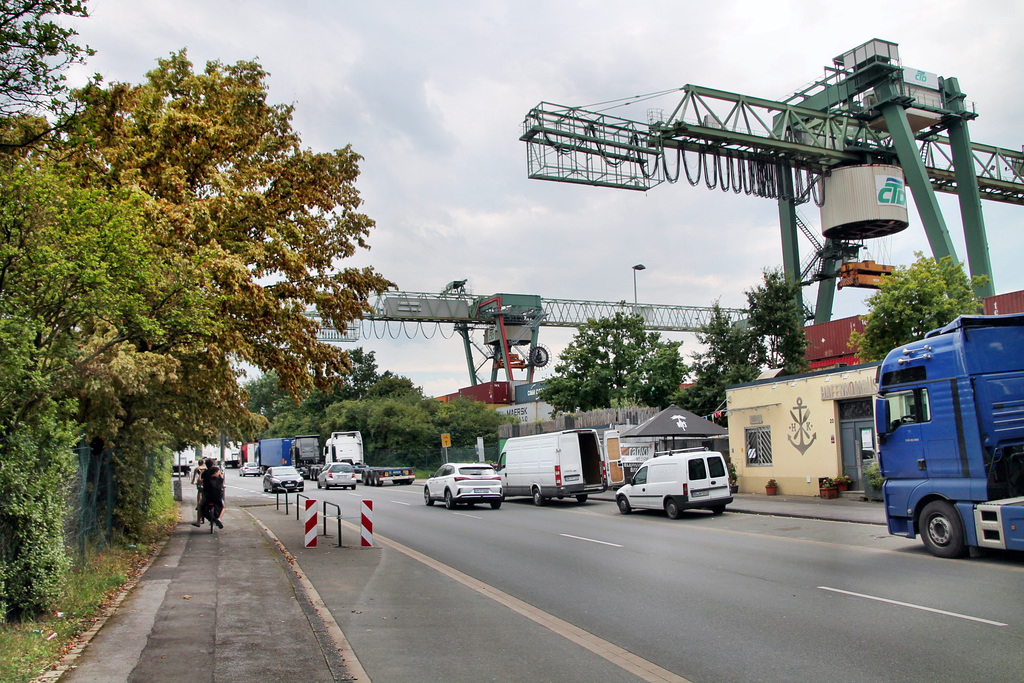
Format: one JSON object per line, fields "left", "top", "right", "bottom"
{"left": 201, "top": 462, "right": 225, "bottom": 528}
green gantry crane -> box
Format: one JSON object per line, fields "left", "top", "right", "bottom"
{"left": 312, "top": 280, "right": 745, "bottom": 386}
{"left": 519, "top": 39, "right": 1024, "bottom": 322}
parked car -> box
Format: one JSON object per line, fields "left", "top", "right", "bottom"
{"left": 240, "top": 461, "right": 261, "bottom": 477}
{"left": 424, "top": 463, "right": 503, "bottom": 509}
{"left": 318, "top": 462, "right": 357, "bottom": 490}
{"left": 615, "top": 451, "right": 732, "bottom": 518}
{"left": 263, "top": 466, "right": 304, "bottom": 493}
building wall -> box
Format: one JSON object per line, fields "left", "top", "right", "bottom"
{"left": 726, "top": 364, "right": 879, "bottom": 496}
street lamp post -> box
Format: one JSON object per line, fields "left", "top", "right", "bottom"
{"left": 632, "top": 264, "right": 646, "bottom": 304}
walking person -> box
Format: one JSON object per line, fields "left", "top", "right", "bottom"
{"left": 190, "top": 457, "right": 208, "bottom": 527}
{"left": 202, "top": 462, "right": 225, "bottom": 528}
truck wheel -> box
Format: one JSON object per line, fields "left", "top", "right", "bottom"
{"left": 531, "top": 488, "right": 547, "bottom": 506}
{"left": 424, "top": 487, "right": 434, "bottom": 506}
{"left": 444, "top": 490, "right": 456, "bottom": 510}
{"left": 665, "top": 498, "right": 681, "bottom": 520}
{"left": 575, "top": 494, "right": 588, "bottom": 504}
{"left": 617, "top": 496, "right": 631, "bottom": 514}
{"left": 920, "top": 500, "right": 967, "bottom": 558}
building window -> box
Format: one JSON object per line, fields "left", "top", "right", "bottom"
{"left": 745, "top": 426, "right": 772, "bottom": 466}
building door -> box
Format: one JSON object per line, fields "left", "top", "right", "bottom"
{"left": 838, "top": 399, "right": 875, "bottom": 489}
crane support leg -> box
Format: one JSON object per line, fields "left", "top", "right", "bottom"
{"left": 943, "top": 78, "right": 995, "bottom": 298}
{"left": 777, "top": 168, "right": 807, "bottom": 316}
{"left": 879, "top": 101, "right": 958, "bottom": 264}
{"left": 814, "top": 238, "right": 845, "bottom": 324}
{"left": 457, "top": 323, "right": 478, "bottom": 386}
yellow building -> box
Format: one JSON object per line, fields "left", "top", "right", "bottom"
{"left": 726, "top": 363, "right": 880, "bottom": 496}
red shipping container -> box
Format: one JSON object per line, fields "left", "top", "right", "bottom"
{"left": 804, "top": 316, "right": 864, "bottom": 365}
{"left": 983, "top": 290, "right": 1024, "bottom": 316}
{"left": 458, "top": 381, "right": 511, "bottom": 405}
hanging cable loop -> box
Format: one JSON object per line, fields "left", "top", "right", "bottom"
{"left": 682, "top": 148, "right": 701, "bottom": 186}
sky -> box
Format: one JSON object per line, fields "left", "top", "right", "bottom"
{"left": 66, "top": 1, "right": 1024, "bottom": 397}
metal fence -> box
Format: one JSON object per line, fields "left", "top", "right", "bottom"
{"left": 365, "top": 444, "right": 501, "bottom": 472}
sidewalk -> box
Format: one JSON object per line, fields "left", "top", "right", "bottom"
{"left": 50, "top": 484, "right": 884, "bottom": 681}
{"left": 54, "top": 496, "right": 348, "bottom": 683}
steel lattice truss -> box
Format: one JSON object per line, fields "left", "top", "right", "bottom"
{"left": 521, "top": 85, "right": 1024, "bottom": 204}
{"left": 312, "top": 291, "right": 746, "bottom": 342}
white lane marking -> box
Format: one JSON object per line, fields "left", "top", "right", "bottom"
{"left": 358, "top": 524, "right": 690, "bottom": 683}
{"left": 391, "top": 500, "right": 411, "bottom": 506}
{"left": 819, "top": 586, "right": 1007, "bottom": 626}
{"left": 453, "top": 512, "right": 483, "bottom": 519}
{"left": 560, "top": 533, "right": 623, "bottom": 548}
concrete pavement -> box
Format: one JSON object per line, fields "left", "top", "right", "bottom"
{"left": 47, "top": 484, "right": 886, "bottom": 682}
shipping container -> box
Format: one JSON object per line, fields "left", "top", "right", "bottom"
{"left": 514, "top": 381, "right": 546, "bottom": 404}
{"left": 804, "top": 316, "right": 864, "bottom": 365}
{"left": 458, "top": 381, "right": 511, "bottom": 404}
{"left": 984, "top": 290, "right": 1024, "bottom": 316}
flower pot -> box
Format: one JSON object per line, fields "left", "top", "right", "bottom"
{"left": 836, "top": 482, "right": 849, "bottom": 492}
{"left": 819, "top": 486, "right": 838, "bottom": 499}
{"left": 765, "top": 485, "right": 778, "bottom": 496}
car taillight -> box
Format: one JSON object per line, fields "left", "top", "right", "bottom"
{"left": 683, "top": 483, "right": 689, "bottom": 497}
{"left": 454, "top": 476, "right": 468, "bottom": 481}
{"left": 489, "top": 476, "right": 501, "bottom": 481}
{"left": 555, "top": 465, "right": 562, "bottom": 486}
{"left": 601, "top": 460, "right": 607, "bottom": 484}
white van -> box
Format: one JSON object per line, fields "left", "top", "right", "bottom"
{"left": 615, "top": 450, "right": 732, "bottom": 518}
{"left": 497, "top": 429, "right": 606, "bottom": 505}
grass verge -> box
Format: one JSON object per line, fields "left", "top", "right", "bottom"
{"left": 0, "top": 509, "right": 177, "bottom": 682}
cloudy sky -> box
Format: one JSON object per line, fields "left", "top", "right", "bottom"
{"left": 67, "top": 1, "right": 1024, "bottom": 397}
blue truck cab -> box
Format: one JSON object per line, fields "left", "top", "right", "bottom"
{"left": 876, "top": 313, "right": 1024, "bottom": 557}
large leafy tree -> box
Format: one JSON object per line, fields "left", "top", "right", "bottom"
{"left": 58, "top": 52, "right": 394, "bottom": 453}
{"left": 676, "top": 302, "right": 760, "bottom": 420}
{"left": 850, "top": 253, "right": 983, "bottom": 361}
{"left": 745, "top": 267, "right": 809, "bottom": 373}
{"left": 0, "top": 0, "right": 92, "bottom": 122}
{"left": 540, "top": 312, "right": 685, "bottom": 413}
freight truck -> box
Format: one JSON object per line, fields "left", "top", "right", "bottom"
{"left": 323, "top": 431, "right": 365, "bottom": 466}
{"left": 257, "top": 437, "right": 293, "bottom": 473}
{"left": 291, "top": 435, "right": 324, "bottom": 480}
{"left": 876, "top": 313, "right": 1024, "bottom": 558}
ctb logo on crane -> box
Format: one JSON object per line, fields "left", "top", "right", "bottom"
{"left": 876, "top": 175, "right": 907, "bottom": 207}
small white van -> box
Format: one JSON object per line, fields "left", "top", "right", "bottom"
{"left": 616, "top": 450, "right": 732, "bottom": 518}
{"left": 497, "top": 429, "right": 607, "bottom": 505}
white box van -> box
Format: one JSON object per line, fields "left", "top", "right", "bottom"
{"left": 615, "top": 450, "right": 732, "bottom": 518}
{"left": 497, "top": 429, "right": 606, "bottom": 505}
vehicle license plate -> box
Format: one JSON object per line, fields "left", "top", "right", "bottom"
{"left": 691, "top": 489, "right": 708, "bottom": 497}
{"left": 473, "top": 488, "right": 489, "bottom": 493}
{"left": 565, "top": 474, "right": 580, "bottom": 481}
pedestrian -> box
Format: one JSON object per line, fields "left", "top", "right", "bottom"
{"left": 202, "top": 463, "right": 225, "bottom": 528}
{"left": 190, "top": 457, "right": 208, "bottom": 527}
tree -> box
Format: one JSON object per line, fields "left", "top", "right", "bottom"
{"left": 540, "top": 312, "right": 684, "bottom": 413}
{"left": 675, "top": 302, "right": 760, "bottom": 420}
{"left": 0, "top": 0, "right": 92, "bottom": 120}
{"left": 745, "top": 267, "right": 809, "bottom": 373}
{"left": 850, "top": 253, "right": 984, "bottom": 361}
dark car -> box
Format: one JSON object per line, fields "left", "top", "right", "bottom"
{"left": 263, "top": 466, "right": 304, "bottom": 493}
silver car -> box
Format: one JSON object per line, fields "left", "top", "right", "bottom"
{"left": 424, "top": 463, "right": 503, "bottom": 509}
{"left": 317, "top": 463, "right": 357, "bottom": 490}
{"left": 240, "top": 461, "right": 261, "bottom": 477}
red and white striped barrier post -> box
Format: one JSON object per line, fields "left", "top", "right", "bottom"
{"left": 304, "top": 499, "right": 317, "bottom": 548}
{"left": 360, "top": 499, "right": 373, "bottom": 547}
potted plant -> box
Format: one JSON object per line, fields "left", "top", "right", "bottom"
{"left": 834, "top": 474, "right": 853, "bottom": 492}
{"left": 765, "top": 478, "right": 778, "bottom": 496}
{"left": 728, "top": 462, "right": 738, "bottom": 493}
{"left": 818, "top": 476, "right": 838, "bottom": 499}
{"left": 864, "top": 462, "right": 885, "bottom": 501}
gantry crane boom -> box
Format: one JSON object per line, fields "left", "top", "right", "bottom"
{"left": 310, "top": 289, "right": 746, "bottom": 386}
{"left": 520, "top": 40, "right": 1024, "bottom": 321}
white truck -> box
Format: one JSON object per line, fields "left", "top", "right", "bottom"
{"left": 323, "top": 431, "right": 365, "bottom": 466}
{"left": 496, "top": 429, "right": 607, "bottom": 505}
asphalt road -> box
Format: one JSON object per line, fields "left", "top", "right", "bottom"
{"left": 226, "top": 470, "right": 1024, "bottom": 682}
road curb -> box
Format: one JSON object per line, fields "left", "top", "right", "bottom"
{"left": 245, "top": 510, "right": 369, "bottom": 682}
